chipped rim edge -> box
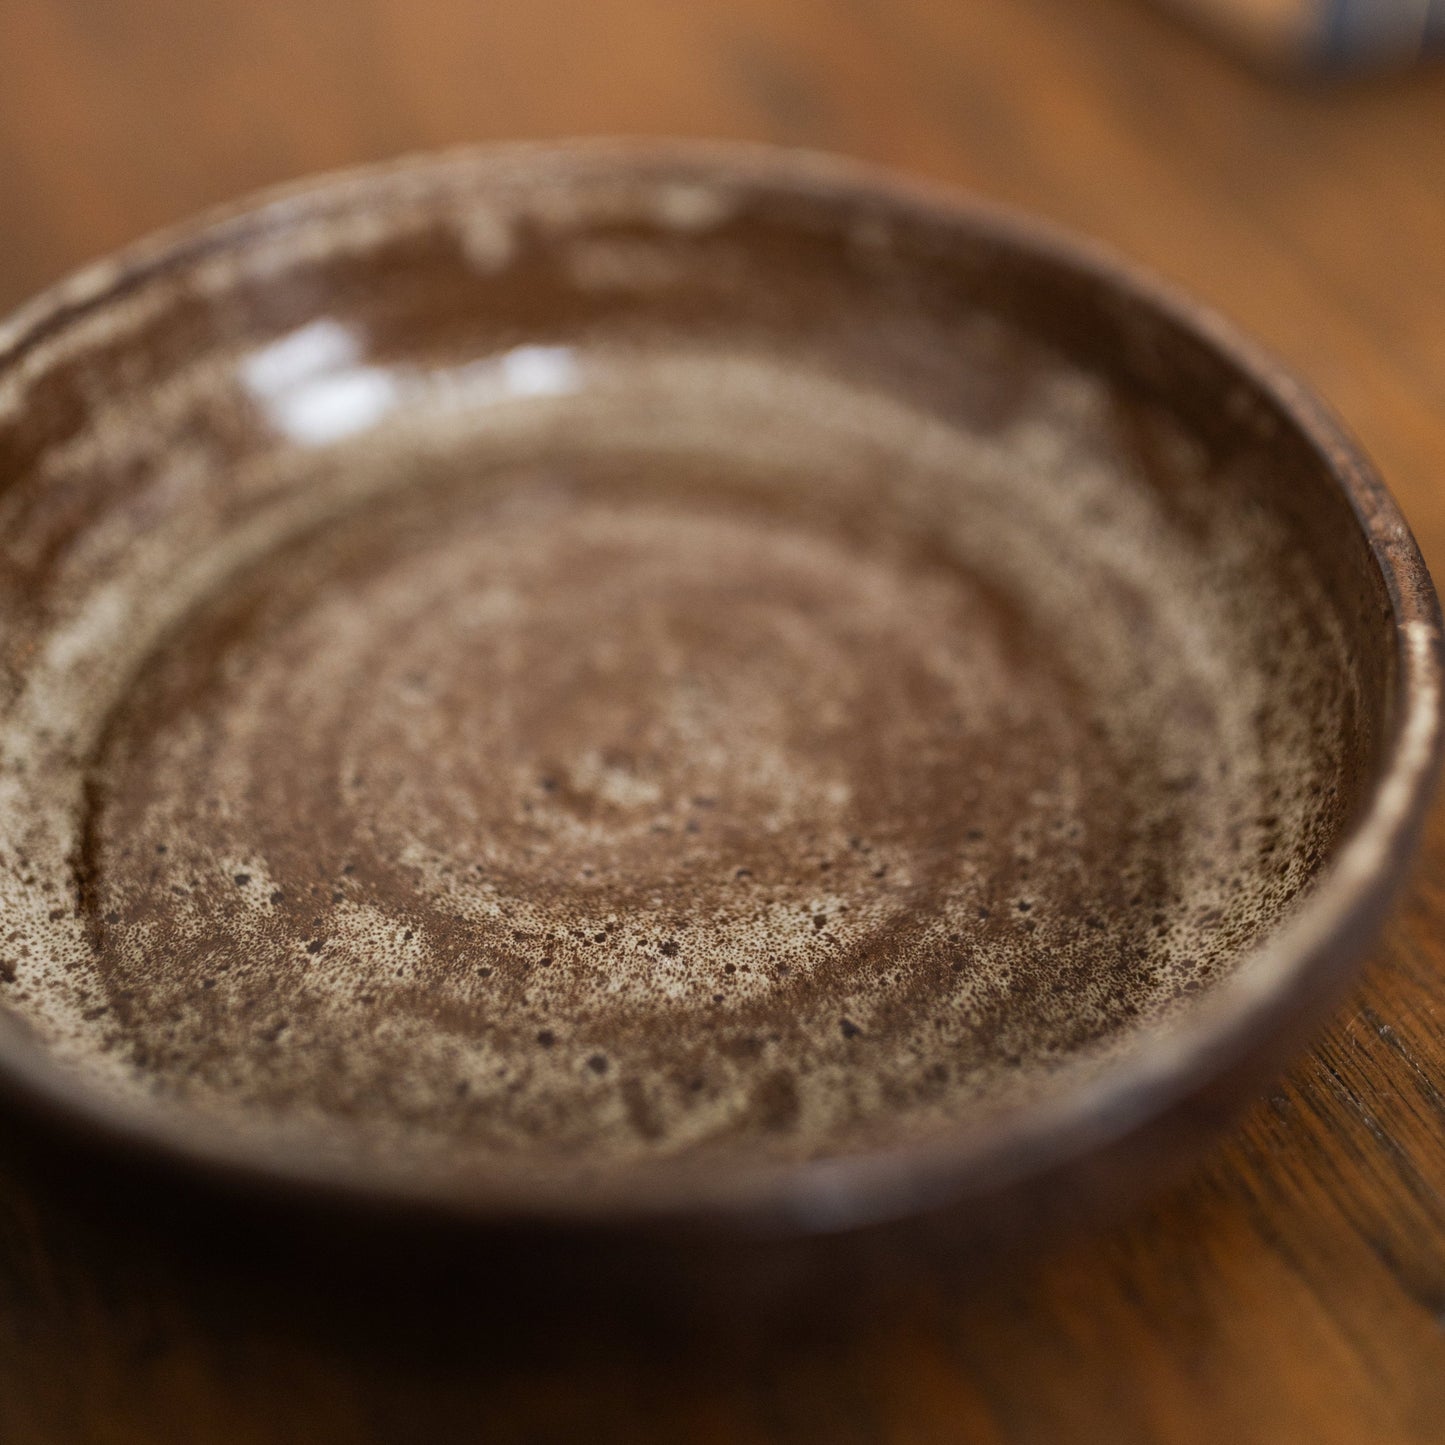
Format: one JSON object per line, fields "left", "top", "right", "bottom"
{"left": 0, "top": 139, "right": 1439, "bottom": 1236}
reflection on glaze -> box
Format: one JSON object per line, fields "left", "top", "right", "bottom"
{"left": 242, "top": 322, "right": 580, "bottom": 446}
{"left": 240, "top": 319, "right": 398, "bottom": 446}
{"left": 456, "top": 344, "right": 581, "bottom": 403}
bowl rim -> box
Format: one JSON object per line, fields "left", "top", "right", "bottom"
{"left": 0, "top": 138, "right": 1439, "bottom": 1235}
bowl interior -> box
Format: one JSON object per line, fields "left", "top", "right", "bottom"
{"left": 0, "top": 151, "right": 1397, "bottom": 1193}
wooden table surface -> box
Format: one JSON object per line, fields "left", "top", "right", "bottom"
{"left": 2, "top": 1, "right": 1445, "bottom": 1441}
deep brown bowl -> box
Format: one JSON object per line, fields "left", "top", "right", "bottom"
{"left": 0, "top": 141, "right": 1438, "bottom": 1263}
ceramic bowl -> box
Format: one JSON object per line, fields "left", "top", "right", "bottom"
{"left": 0, "top": 142, "right": 1437, "bottom": 1261}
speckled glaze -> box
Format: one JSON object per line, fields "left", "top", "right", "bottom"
{"left": 0, "top": 142, "right": 1437, "bottom": 1241}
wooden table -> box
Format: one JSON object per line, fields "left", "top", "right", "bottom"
{"left": 2, "top": 2, "right": 1444, "bottom": 1440}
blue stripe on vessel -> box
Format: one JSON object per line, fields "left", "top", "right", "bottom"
{"left": 1319, "top": 0, "right": 1362, "bottom": 64}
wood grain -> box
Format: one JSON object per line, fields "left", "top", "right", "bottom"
{"left": 1, "top": 1, "right": 1444, "bottom": 1440}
